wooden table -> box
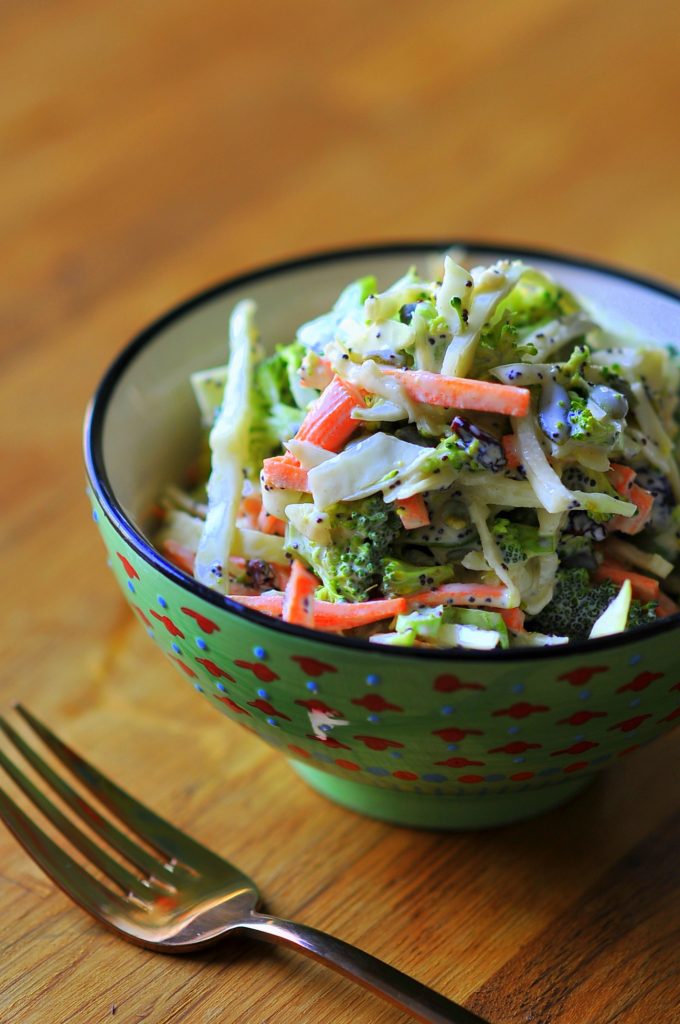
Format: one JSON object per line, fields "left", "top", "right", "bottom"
{"left": 2, "top": 2, "right": 679, "bottom": 1021}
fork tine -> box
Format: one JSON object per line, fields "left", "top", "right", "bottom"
{"left": 0, "top": 716, "right": 173, "bottom": 884}
{"left": 0, "top": 783, "right": 130, "bottom": 925}
{"left": 0, "top": 740, "right": 156, "bottom": 903}
{"left": 15, "top": 705, "right": 224, "bottom": 870}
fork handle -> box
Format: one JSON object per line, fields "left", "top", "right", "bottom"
{"left": 241, "top": 912, "right": 490, "bottom": 1024}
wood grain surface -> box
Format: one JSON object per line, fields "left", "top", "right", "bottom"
{"left": 1, "top": 2, "right": 679, "bottom": 1022}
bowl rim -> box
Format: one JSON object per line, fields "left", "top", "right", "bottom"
{"left": 84, "top": 239, "right": 680, "bottom": 661}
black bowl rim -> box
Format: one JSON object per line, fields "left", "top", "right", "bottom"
{"left": 84, "top": 239, "right": 680, "bottom": 662}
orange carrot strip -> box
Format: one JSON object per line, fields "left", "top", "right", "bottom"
{"left": 607, "top": 464, "right": 654, "bottom": 536}
{"left": 229, "top": 592, "right": 284, "bottom": 615}
{"left": 656, "top": 592, "right": 680, "bottom": 618}
{"left": 257, "top": 508, "right": 286, "bottom": 536}
{"left": 262, "top": 453, "right": 309, "bottom": 491}
{"left": 282, "top": 561, "right": 318, "bottom": 627}
{"left": 501, "top": 434, "right": 522, "bottom": 469}
{"left": 607, "top": 462, "right": 636, "bottom": 495}
{"left": 408, "top": 584, "right": 515, "bottom": 609}
{"left": 498, "top": 607, "right": 526, "bottom": 632}
{"left": 612, "top": 483, "right": 655, "bottom": 536}
{"left": 381, "top": 367, "right": 531, "bottom": 417}
{"left": 230, "top": 593, "right": 407, "bottom": 629}
{"left": 395, "top": 493, "right": 430, "bottom": 530}
{"left": 161, "top": 539, "right": 196, "bottom": 575}
{"left": 295, "top": 375, "right": 366, "bottom": 452}
{"left": 313, "top": 597, "right": 407, "bottom": 630}
{"left": 593, "top": 562, "right": 660, "bottom": 602}
{"left": 241, "top": 493, "right": 263, "bottom": 518}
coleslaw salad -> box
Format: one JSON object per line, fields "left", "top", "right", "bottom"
{"left": 156, "top": 253, "right": 680, "bottom": 650}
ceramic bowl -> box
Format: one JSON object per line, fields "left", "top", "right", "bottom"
{"left": 84, "top": 243, "right": 680, "bottom": 829}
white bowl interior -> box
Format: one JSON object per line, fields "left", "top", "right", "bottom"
{"left": 99, "top": 247, "right": 679, "bottom": 535}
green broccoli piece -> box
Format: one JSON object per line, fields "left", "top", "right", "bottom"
{"left": 499, "top": 270, "right": 579, "bottom": 328}
{"left": 567, "top": 392, "right": 618, "bottom": 446}
{"left": 556, "top": 533, "right": 597, "bottom": 570}
{"left": 559, "top": 344, "right": 590, "bottom": 387}
{"left": 528, "top": 568, "right": 657, "bottom": 639}
{"left": 491, "top": 518, "right": 556, "bottom": 565}
{"left": 255, "top": 340, "right": 308, "bottom": 411}
{"left": 381, "top": 557, "right": 454, "bottom": 597}
{"left": 419, "top": 433, "right": 482, "bottom": 476}
{"left": 627, "top": 599, "right": 662, "bottom": 629}
{"left": 285, "top": 495, "right": 401, "bottom": 602}
{"left": 472, "top": 271, "right": 579, "bottom": 375}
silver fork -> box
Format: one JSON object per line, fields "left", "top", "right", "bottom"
{"left": 0, "top": 706, "right": 489, "bottom": 1024}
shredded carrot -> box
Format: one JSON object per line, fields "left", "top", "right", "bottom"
{"left": 607, "top": 463, "right": 636, "bottom": 495}
{"left": 656, "top": 592, "right": 680, "bottom": 618}
{"left": 257, "top": 508, "right": 286, "bottom": 536}
{"left": 501, "top": 434, "right": 522, "bottom": 469}
{"left": 282, "top": 561, "right": 318, "bottom": 627}
{"left": 238, "top": 493, "right": 263, "bottom": 529}
{"left": 381, "top": 367, "right": 531, "bottom": 418}
{"left": 261, "top": 452, "right": 309, "bottom": 491}
{"left": 309, "top": 597, "right": 407, "bottom": 630}
{"left": 498, "top": 607, "right": 526, "bottom": 632}
{"left": 161, "top": 539, "right": 196, "bottom": 575}
{"left": 230, "top": 592, "right": 284, "bottom": 615}
{"left": 593, "top": 562, "right": 660, "bottom": 602}
{"left": 612, "top": 483, "right": 655, "bottom": 536}
{"left": 395, "top": 493, "right": 430, "bottom": 530}
{"left": 240, "top": 493, "right": 262, "bottom": 518}
{"left": 231, "top": 593, "right": 407, "bottom": 629}
{"left": 606, "top": 464, "right": 655, "bottom": 536}
{"left": 294, "top": 375, "right": 366, "bottom": 452}
{"left": 407, "top": 583, "right": 515, "bottom": 609}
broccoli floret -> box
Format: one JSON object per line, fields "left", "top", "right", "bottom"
{"left": 500, "top": 270, "right": 579, "bottom": 328}
{"left": 472, "top": 271, "right": 579, "bottom": 375}
{"left": 256, "top": 341, "right": 308, "bottom": 410}
{"left": 557, "top": 533, "right": 597, "bottom": 569}
{"left": 528, "top": 568, "right": 657, "bottom": 639}
{"left": 627, "top": 599, "right": 661, "bottom": 629}
{"left": 567, "top": 392, "right": 618, "bottom": 446}
{"left": 559, "top": 344, "right": 590, "bottom": 387}
{"left": 419, "top": 432, "right": 483, "bottom": 476}
{"left": 381, "top": 557, "right": 454, "bottom": 597}
{"left": 491, "top": 518, "right": 556, "bottom": 565}
{"left": 285, "top": 495, "right": 401, "bottom": 602}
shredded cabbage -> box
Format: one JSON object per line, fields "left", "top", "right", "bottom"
{"left": 440, "top": 258, "right": 528, "bottom": 377}
{"left": 307, "top": 432, "right": 426, "bottom": 509}
{"left": 195, "top": 300, "right": 259, "bottom": 592}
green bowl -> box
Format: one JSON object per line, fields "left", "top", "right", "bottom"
{"left": 84, "top": 242, "right": 680, "bottom": 829}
